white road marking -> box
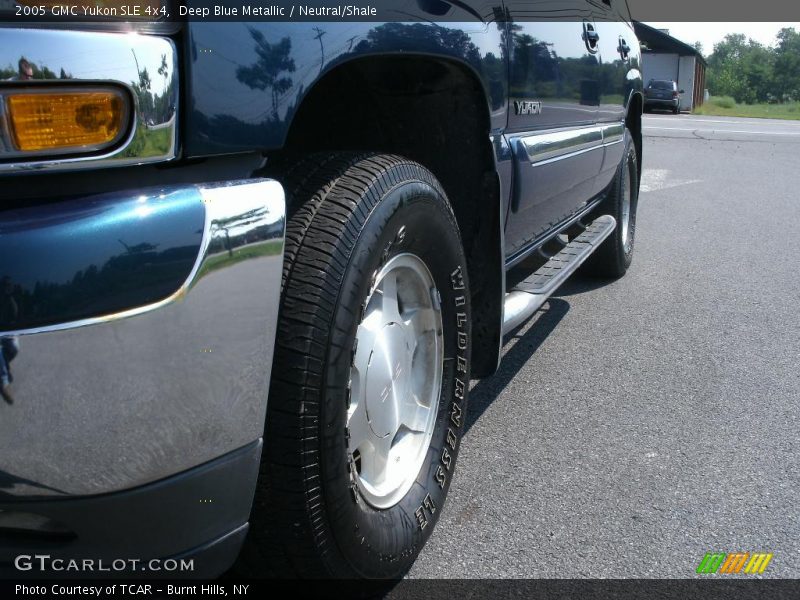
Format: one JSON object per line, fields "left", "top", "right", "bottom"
{"left": 645, "top": 116, "right": 800, "bottom": 127}
{"left": 644, "top": 126, "right": 800, "bottom": 136}
{"left": 640, "top": 168, "right": 701, "bottom": 193}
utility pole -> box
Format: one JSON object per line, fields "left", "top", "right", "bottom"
{"left": 131, "top": 48, "right": 141, "bottom": 79}
{"left": 312, "top": 27, "right": 326, "bottom": 74}
{"left": 131, "top": 48, "right": 144, "bottom": 124}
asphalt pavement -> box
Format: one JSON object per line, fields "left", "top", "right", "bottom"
{"left": 407, "top": 114, "right": 800, "bottom": 578}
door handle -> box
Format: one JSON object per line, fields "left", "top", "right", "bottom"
{"left": 618, "top": 37, "right": 631, "bottom": 60}
{"left": 582, "top": 22, "right": 600, "bottom": 53}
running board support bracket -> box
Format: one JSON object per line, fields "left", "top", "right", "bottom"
{"left": 502, "top": 215, "right": 617, "bottom": 335}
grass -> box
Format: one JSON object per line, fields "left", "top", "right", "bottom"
{"left": 120, "top": 125, "right": 172, "bottom": 158}
{"left": 694, "top": 96, "right": 800, "bottom": 120}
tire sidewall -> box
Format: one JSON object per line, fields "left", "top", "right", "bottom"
{"left": 320, "top": 176, "right": 470, "bottom": 578}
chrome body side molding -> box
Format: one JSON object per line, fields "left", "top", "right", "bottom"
{"left": 519, "top": 126, "right": 603, "bottom": 165}
{"left": 601, "top": 122, "right": 625, "bottom": 146}
{"left": 517, "top": 121, "right": 625, "bottom": 166}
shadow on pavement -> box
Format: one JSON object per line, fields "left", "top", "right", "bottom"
{"left": 465, "top": 297, "right": 571, "bottom": 435}
{"left": 551, "top": 273, "right": 617, "bottom": 297}
{"left": 0, "top": 469, "right": 67, "bottom": 498}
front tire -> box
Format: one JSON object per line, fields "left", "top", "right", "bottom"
{"left": 241, "top": 153, "right": 471, "bottom": 578}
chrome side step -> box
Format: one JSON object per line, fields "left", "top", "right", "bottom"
{"left": 502, "top": 214, "right": 616, "bottom": 335}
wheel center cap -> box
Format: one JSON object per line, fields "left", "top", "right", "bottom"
{"left": 365, "top": 322, "right": 411, "bottom": 438}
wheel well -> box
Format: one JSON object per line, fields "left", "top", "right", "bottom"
{"left": 626, "top": 92, "right": 643, "bottom": 185}
{"left": 279, "top": 55, "right": 503, "bottom": 376}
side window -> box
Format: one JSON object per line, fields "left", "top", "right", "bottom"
{"left": 586, "top": 0, "right": 613, "bottom": 13}
{"left": 591, "top": 0, "right": 632, "bottom": 122}
{"left": 591, "top": 0, "right": 631, "bottom": 21}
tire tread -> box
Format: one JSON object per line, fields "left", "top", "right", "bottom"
{"left": 237, "top": 152, "right": 458, "bottom": 578}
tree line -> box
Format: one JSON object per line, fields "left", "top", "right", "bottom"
{"left": 704, "top": 27, "right": 800, "bottom": 104}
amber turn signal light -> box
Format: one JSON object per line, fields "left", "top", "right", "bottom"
{"left": 6, "top": 88, "right": 129, "bottom": 153}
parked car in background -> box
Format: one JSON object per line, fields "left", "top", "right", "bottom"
{"left": 644, "top": 79, "right": 683, "bottom": 113}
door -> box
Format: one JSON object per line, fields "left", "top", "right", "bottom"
{"left": 503, "top": 0, "right": 605, "bottom": 260}
{"left": 593, "top": 0, "right": 637, "bottom": 192}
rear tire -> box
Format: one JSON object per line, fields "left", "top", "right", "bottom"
{"left": 582, "top": 128, "right": 639, "bottom": 279}
{"left": 239, "top": 153, "right": 471, "bottom": 578}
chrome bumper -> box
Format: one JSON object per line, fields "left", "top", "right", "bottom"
{"left": 644, "top": 97, "right": 678, "bottom": 106}
{"left": 0, "top": 179, "right": 285, "bottom": 498}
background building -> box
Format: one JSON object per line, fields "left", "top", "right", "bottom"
{"left": 634, "top": 22, "right": 707, "bottom": 112}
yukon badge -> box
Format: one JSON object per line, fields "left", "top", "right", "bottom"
{"left": 514, "top": 100, "right": 543, "bottom": 115}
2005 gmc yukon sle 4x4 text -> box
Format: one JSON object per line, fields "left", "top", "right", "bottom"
{"left": 0, "top": 0, "right": 642, "bottom": 579}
